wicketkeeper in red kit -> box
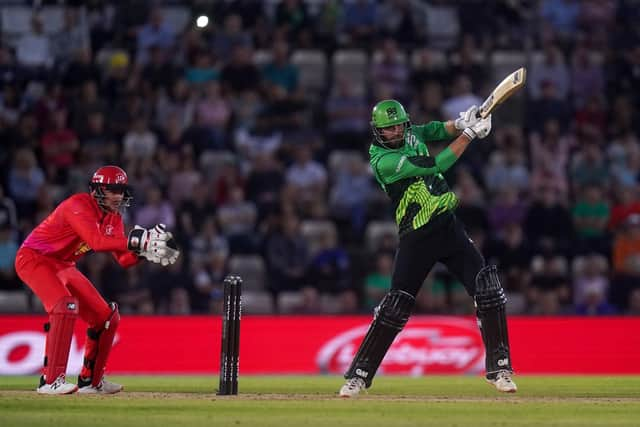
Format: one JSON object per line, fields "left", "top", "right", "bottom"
{"left": 14, "top": 165, "right": 180, "bottom": 395}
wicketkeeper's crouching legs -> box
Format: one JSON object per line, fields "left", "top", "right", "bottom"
{"left": 42, "top": 296, "right": 79, "bottom": 384}
{"left": 79, "top": 302, "right": 120, "bottom": 387}
{"left": 344, "top": 289, "right": 415, "bottom": 387}
{"left": 475, "top": 265, "right": 516, "bottom": 391}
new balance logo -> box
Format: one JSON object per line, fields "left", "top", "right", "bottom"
{"left": 67, "top": 303, "right": 76, "bottom": 310}
{"left": 355, "top": 368, "right": 369, "bottom": 378}
{"left": 497, "top": 358, "right": 509, "bottom": 367}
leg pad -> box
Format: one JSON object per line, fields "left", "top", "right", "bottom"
{"left": 79, "top": 302, "right": 120, "bottom": 386}
{"left": 344, "top": 290, "right": 415, "bottom": 387}
{"left": 44, "top": 296, "right": 78, "bottom": 383}
{"left": 475, "top": 266, "right": 513, "bottom": 375}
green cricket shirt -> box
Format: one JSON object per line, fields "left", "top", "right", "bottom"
{"left": 369, "top": 121, "right": 460, "bottom": 237}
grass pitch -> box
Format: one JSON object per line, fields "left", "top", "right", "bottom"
{"left": 1, "top": 375, "right": 640, "bottom": 427}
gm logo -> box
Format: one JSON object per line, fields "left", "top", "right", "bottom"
{"left": 355, "top": 368, "right": 369, "bottom": 378}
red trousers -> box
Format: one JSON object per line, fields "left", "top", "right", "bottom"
{"left": 15, "top": 247, "right": 111, "bottom": 326}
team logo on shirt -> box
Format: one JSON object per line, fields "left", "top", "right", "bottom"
{"left": 74, "top": 242, "right": 92, "bottom": 256}
{"left": 105, "top": 224, "right": 114, "bottom": 236}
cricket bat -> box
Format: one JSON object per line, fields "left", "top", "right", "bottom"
{"left": 478, "top": 67, "right": 527, "bottom": 118}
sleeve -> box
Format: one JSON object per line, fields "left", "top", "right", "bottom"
{"left": 62, "top": 198, "right": 129, "bottom": 252}
{"left": 112, "top": 251, "right": 141, "bottom": 268}
{"left": 413, "top": 121, "right": 454, "bottom": 141}
{"left": 373, "top": 148, "right": 459, "bottom": 185}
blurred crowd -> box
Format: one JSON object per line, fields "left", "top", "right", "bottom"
{"left": 1, "top": 0, "right": 640, "bottom": 316}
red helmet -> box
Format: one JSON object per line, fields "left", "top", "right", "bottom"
{"left": 89, "top": 165, "right": 132, "bottom": 211}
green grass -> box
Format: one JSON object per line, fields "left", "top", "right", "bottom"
{"left": 2, "top": 375, "right": 640, "bottom": 427}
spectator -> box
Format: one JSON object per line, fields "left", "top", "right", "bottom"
{"left": 274, "top": 0, "right": 310, "bottom": 45}
{"left": 184, "top": 50, "right": 219, "bottom": 86}
{"left": 573, "top": 254, "right": 613, "bottom": 314}
{"left": 441, "top": 74, "right": 482, "bottom": 120}
{"left": 52, "top": 8, "right": 90, "bottom": 66}
{"left": 0, "top": 217, "right": 20, "bottom": 293}
{"left": 528, "top": 44, "right": 570, "bottom": 100}
{"left": 329, "top": 155, "right": 375, "bottom": 239}
{"left": 488, "top": 222, "right": 532, "bottom": 295}
{"left": 307, "top": 228, "right": 357, "bottom": 313}
{"left": 528, "top": 254, "right": 571, "bottom": 314}
{"left": 216, "top": 185, "right": 258, "bottom": 253}
{"left": 341, "top": 0, "right": 378, "bottom": 47}
{"left": 7, "top": 148, "right": 45, "bottom": 221}
{"left": 134, "top": 187, "right": 176, "bottom": 230}
{"left": 371, "top": 38, "right": 409, "bottom": 101}
{"left": 571, "top": 185, "right": 610, "bottom": 255}
{"left": 194, "top": 81, "right": 232, "bottom": 150}
{"left": 220, "top": 45, "right": 261, "bottom": 95}
{"left": 212, "top": 14, "right": 252, "bottom": 60}
{"left": 40, "top": 109, "right": 79, "bottom": 184}
{"left": 610, "top": 214, "right": 640, "bottom": 310}
{"left": 570, "top": 142, "right": 609, "bottom": 191}
{"left": 263, "top": 213, "right": 310, "bottom": 312}
{"left": 285, "top": 145, "right": 328, "bottom": 211}
{"left": 15, "top": 15, "right": 53, "bottom": 71}
{"left": 136, "top": 8, "right": 175, "bottom": 65}
{"left": 123, "top": 117, "right": 158, "bottom": 161}
{"left": 262, "top": 41, "right": 299, "bottom": 96}
{"left": 524, "top": 185, "right": 574, "bottom": 256}
{"left": 570, "top": 45, "right": 605, "bottom": 109}
{"left": 488, "top": 188, "right": 527, "bottom": 238}
{"left": 609, "top": 185, "right": 640, "bottom": 230}
{"left": 325, "top": 76, "right": 369, "bottom": 150}
{"left": 364, "top": 251, "right": 393, "bottom": 310}
{"left": 529, "top": 119, "right": 573, "bottom": 198}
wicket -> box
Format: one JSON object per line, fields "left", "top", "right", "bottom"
{"left": 218, "top": 275, "right": 242, "bottom": 395}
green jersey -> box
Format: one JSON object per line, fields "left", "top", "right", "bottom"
{"left": 369, "top": 121, "right": 459, "bottom": 236}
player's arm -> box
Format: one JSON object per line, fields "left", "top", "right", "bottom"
{"left": 112, "top": 251, "right": 141, "bottom": 268}
{"left": 62, "top": 199, "right": 129, "bottom": 252}
{"left": 423, "top": 105, "right": 481, "bottom": 138}
{"left": 374, "top": 149, "right": 455, "bottom": 184}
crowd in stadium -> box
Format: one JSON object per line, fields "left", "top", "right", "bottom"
{"left": 1, "top": 0, "right": 639, "bottom": 316}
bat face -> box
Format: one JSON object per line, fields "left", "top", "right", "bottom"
{"left": 478, "top": 67, "right": 527, "bottom": 118}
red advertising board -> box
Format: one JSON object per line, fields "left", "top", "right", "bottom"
{"left": 1, "top": 315, "right": 639, "bottom": 375}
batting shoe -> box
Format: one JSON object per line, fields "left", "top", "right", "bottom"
{"left": 77, "top": 377, "right": 123, "bottom": 395}
{"left": 339, "top": 377, "right": 366, "bottom": 398}
{"left": 37, "top": 374, "right": 78, "bottom": 395}
{"left": 486, "top": 370, "right": 517, "bottom": 393}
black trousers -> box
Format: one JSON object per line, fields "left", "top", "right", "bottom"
{"left": 391, "top": 212, "right": 485, "bottom": 298}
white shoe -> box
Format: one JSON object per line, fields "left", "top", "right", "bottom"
{"left": 37, "top": 374, "right": 78, "bottom": 395}
{"left": 486, "top": 370, "right": 517, "bottom": 393}
{"left": 78, "top": 377, "right": 123, "bottom": 395}
{"left": 339, "top": 377, "right": 366, "bottom": 398}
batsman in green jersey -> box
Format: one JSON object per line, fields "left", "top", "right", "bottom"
{"left": 339, "top": 100, "right": 517, "bottom": 397}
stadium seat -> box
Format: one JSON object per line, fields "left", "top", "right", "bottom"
{"left": 372, "top": 49, "right": 407, "bottom": 65}
{"left": 291, "top": 49, "right": 327, "bottom": 95}
{"left": 161, "top": 6, "right": 191, "bottom": 35}
{"left": 0, "top": 291, "right": 29, "bottom": 313}
{"left": 364, "top": 221, "right": 398, "bottom": 253}
{"left": 410, "top": 48, "right": 448, "bottom": 70}
{"left": 242, "top": 290, "right": 274, "bottom": 314}
{"left": 199, "top": 150, "right": 236, "bottom": 180}
{"left": 1, "top": 6, "right": 33, "bottom": 36}
{"left": 327, "top": 150, "right": 363, "bottom": 176}
{"left": 278, "top": 291, "right": 305, "bottom": 314}
{"left": 40, "top": 6, "right": 66, "bottom": 34}
{"left": 252, "top": 49, "right": 272, "bottom": 67}
{"left": 332, "top": 49, "right": 369, "bottom": 83}
{"left": 300, "top": 220, "right": 338, "bottom": 258}
{"left": 228, "top": 255, "right": 266, "bottom": 292}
